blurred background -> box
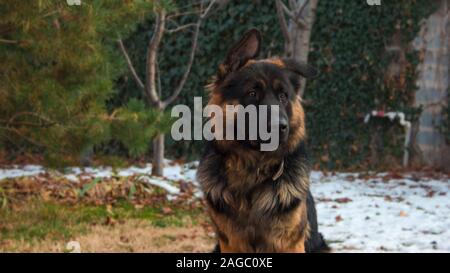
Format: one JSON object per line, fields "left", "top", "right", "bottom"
{"left": 0, "top": 0, "right": 449, "bottom": 253}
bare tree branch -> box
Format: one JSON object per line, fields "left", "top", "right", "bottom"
{"left": 146, "top": 9, "right": 166, "bottom": 107}
{"left": 167, "top": 10, "right": 202, "bottom": 20}
{"left": 296, "top": 0, "right": 310, "bottom": 19}
{"left": 0, "top": 38, "right": 18, "bottom": 44}
{"left": 297, "top": 18, "right": 307, "bottom": 28}
{"left": 117, "top": 38, "right": 145, "bottom": 90}
{"left": 276, "top": 0, "right": 291, "bottom": 45}
{"left": 0, "top": 126, "right": 46, "bottom": 147}
{"left": 7, "top": 112, "right": 56, "bottom": 127}
{"left": 280, "top": 0, "right": 296, "bottom": 20}
{"left": 288, "top": 0, "right": 297, "bottom": 10}
{"left": 119, "top": 0, "right": 220, "bottom": 110}
{"left": 161, "top": 0, "right": 218, "bottom": 108}
{"left": 156, "top": 59, "right": 162, "bottom": 98}
{"left": 160, "top": 22, "right": 200, "bottom": 108}
{"left": 166, "top": 23, "right": 197, "bottom": 34}
{"left": 200, "top": 0, "right": 218, "bottom": 19}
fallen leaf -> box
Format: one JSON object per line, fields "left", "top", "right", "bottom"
{"left": 162, "top": 207, "right": 173, "bottom": 215}
{"left": 345, "top": 175, "right": 355, "bottom": 182}
{"left": 104, "top": 216, "right": 116, "bottom": 226}
{"left": 426, "top": 191, "right": 435, "bottom": 198}
{"left": 106, "top": 204, "right": 113, "bottom": 215}
{"left": 335, "top": 197, "right": 352, "bottom": 203}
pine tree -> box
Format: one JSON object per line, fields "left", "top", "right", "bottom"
{"left": 0, "top": 0, "right": 169, "bottom": 166}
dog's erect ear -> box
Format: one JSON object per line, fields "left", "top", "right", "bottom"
{"left": 280, "top": 58, "right": 318, "bottom": 94}
{"left": 281, "top": 58, "right": 318, "bottom": 79}
{"left": 218, "top": 29, "right": 262, "bottom": 81}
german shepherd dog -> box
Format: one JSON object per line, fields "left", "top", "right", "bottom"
{"left": 197, "top": 29, "right": 328, "bottom": 253}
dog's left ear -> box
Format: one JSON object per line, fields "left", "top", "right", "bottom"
{"left": 281, "top": 58, "right": 318, "bottom": 79}
{"left": 218, "top": 29, "right": 262, "bottom": 81}
{"left": 280, "top": 58, "right": 318, "bottom": 94}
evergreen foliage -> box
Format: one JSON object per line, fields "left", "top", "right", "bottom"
{"left": 0, "top": 0, "right": 171, "bottom": 165}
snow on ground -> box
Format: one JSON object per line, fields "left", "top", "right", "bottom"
{"left": 0, "top": 165, "right": 46, "bottom": 180}
{"left": 1, "top": 162, "right": 449, "bottom": 252}
{"left": 0, "top": 160, "right": 200, "bottom": 198}
{"left": 310, "top": 172, "right": 450, "bottom": 252}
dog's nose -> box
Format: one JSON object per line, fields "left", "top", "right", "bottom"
{"left": 280, "top": 119, "right": 288, "bottom": 134}
{"left": 278, "top": 118, "right": 289, "bottom": 142}
{"left": 268, "top": 118, "right": 288, "bottom": 133}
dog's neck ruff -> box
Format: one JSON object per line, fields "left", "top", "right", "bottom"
{"left": 257, "top": 159, "right": 284, "bottom": 181}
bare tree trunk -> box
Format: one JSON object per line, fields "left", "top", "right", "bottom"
{"left": 118, "top": 0, "right": 220, "bottom": 177}
{"left": 276, "top": 0, "right": 319, "bottom": 96}
{"left": 152, "top": 133, "right": 165, "bottom": 176}
{"left": 294, "top": 0, "right": 318, "bottom": 96}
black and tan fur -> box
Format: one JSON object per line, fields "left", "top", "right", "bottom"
{"left": 197, "top": 29, "right": 328, "bottom": 253}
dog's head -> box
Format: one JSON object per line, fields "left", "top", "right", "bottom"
{"left": 207, "top": 29, "right": 318, "bottom": 154}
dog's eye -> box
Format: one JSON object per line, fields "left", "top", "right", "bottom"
{"left": 279, "top": 93, "right": 287, "bottom": 101}
{"left": 248, "top": 90, "right": 257, "bottom": 97}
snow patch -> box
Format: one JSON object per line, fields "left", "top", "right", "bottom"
{"left": 0, "top": 165, "right": 45, "bottom": 180}
{"left": 139, "top": 176, "right": 180, "bottom": 195}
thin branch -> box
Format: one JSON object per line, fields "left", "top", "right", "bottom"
{"left": 0, "top": 38, "right": 18, "bottom": 44}
{"left": 161, "top": 0, "right": 218, "bottom": 108}
{"left": 7, "top": 112, "right": 56, "bottom": 127}
{"left": 157, "top": 59, "right": 162, "bottom": 98}
{"left": 0, "top": 126, "right": 46, "bottom": 148}
{"left": 200, "top": 0, "right": 218, "bottom": 19}
{"left": 42, "top": 10, "right": 60, "bottom": 18}
{"left": 167, "top": 10, "right": 202, "bottom": 20}
{"left": 146, "top": 9, "right": 167, "bottom": 107}
{"left": 166, "top": 23, "right": 197, "bottom": 34}
{"left": 296, "top": 0, "right": 310, "bottom": 19}
{"left": 275, "top": 0, "right": 291, "bottom": 45}
{"left": 288, "top": 0, "right": 297, "bottom": 11}
{"left": 280, "top": 0, "right": 296, "bottom": 20}
{"left": 160, "top": 23, "right": 200, "bottom": 108}
{"left": 117, "top": 38, "right": 145, "bottom": 90}
{"left": 297, "top": 18, "right": 307, "bottom": 28}
{"left": 0, "top": 120, "right": 53, "bottom": 128}
{"left": 171, "top": 0, "right": 205, "bottom": 13}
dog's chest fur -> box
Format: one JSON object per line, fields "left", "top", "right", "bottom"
{"left": 197, "top": 143, "right": 311, "bottom": 252}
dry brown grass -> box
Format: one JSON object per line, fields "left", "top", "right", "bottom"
{"left": 1, "top": 219, "right": 215, "bottom": 253}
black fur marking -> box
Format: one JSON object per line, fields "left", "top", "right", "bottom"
{"left": 206, "top": 192, "right": 233, "bottom": 216}
{"left": 216, "top": 229, "right": 229, "bottom": 245}
{"left": 276, "top": 197, "right": 301, "bottom": 214}
{"left": 212, "top": 244, "right": 221, "bottom": 253}
{"left": 305, "top": 190, "right": 330, "bottom": 253}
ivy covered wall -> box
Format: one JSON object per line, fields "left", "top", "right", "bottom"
{"left": 305, "top": 1, "right": 435, "bottom": 169}
{"left": 116, "top": 0, "right": 436, "bottom": 170}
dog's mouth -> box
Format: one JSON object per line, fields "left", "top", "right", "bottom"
{"left": 247, "top": 135, "right": 289, "bottom": 151}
